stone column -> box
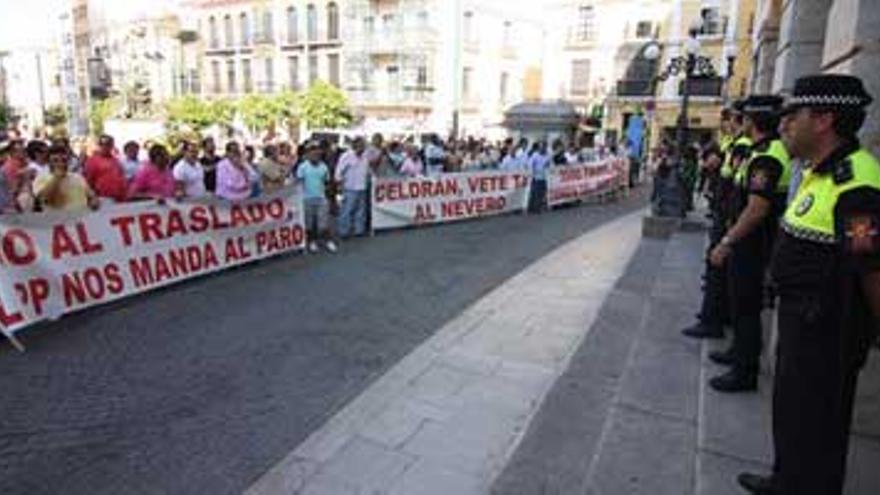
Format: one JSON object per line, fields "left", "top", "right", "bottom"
{"left": 823, "top": 0, "right": 880, "bottom": 155}
{"left": 772, "top": 0, "right": 833, "bottom": 94}
{"left": 750, "top": 0, "right": 782, "bottom": 93}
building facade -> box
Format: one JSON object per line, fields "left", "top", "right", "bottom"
{"left": 195, "top": 0, "right": 344, "bottom": 98}
{"left": 607, "top": 0, "right": 756, "bottom": 148}
{"left": 751, "top": 0, "right": 879, "bottom": 154}
{"left": 342, "top": 0, "right": 543, "bottom": 137}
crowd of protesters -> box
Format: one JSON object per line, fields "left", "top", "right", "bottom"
{"left": 0, "top": 131, "right": 631, "bottom": 252}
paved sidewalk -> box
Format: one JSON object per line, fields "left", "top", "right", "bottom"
{"left": 246, "top": 210, "right": 647, "bottom": 495}
{"left": 494, "top": 222, "right": 880, "bottom": 494}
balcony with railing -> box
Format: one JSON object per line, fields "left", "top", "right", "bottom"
{"left": 348, "top": 86, "right": 434, "bottom": 108}
{"left": 616, "top": 79, "right": 656, "bottom": 97}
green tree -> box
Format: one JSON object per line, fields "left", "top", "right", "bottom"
{"left": 89, "top": 98, "right": 118, "bottom": 137}
{"left": 297, "top": 80, "right": 353, "bottom": 129}
{"left": 44, "top": 104, "right": 68, "bottom": 128}
{"left": 237, "top": 93, "right": 279, "bottom": 133}
{"left": 165, "top": 96, "right": 216, "bottom": 130}
{"left": 0, "top": 103, "right": 14, "bottom": 129}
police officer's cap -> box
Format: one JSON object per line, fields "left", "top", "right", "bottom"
{"left": 781, "top": 74, "right": 873, "bottom": 115}
{"left": 740, "top": 95, "right": 784, "bottom": 115}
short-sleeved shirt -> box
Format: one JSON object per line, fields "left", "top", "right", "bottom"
{"left": 129, "top": 163, "right": 176, "bottom": 199}
{"left": 172, "top": 158, "right": 207, "bottom": 198}
{"left": 34, "top": 171, "right": 91, "bottom": 212}
{"left": 84, "top": 153, "right": 127, "bottom": 201}
{"left": 297, "top": 160, "right": 329, "bottom": 199}
{"left": 215, "top": 158, "right": 251, "bottom": 201}
{"left": 257, "top": 158, "right": 287, "bottom": 193}
{"left": 335, "top": 150, "right": 369, "bottom": 191}
{"left": 200, "top": 155, "right": 221, "bottom": 193}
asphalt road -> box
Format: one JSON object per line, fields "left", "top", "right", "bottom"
{"left": 0, "top": 189, "right": 647, "bottom": 495}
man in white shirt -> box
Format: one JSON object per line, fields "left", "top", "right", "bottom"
{"left": 335, "top": 137, "right": 370, "bottom": 237}
{"left": 121, "top": 141, "right": 141, "bottom": 182}
{"left": 25, "top": 140, "right": 50, "bottom": 175}
{"left": 172, "top": 141, "right": 207, "bottom": 199}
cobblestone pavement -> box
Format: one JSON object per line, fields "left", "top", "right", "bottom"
{"left": 0, "top": 189, "right": 647, "bottom": 495}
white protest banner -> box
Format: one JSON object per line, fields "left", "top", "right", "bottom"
{"left": 546, "top": 159, "right": 624, "bottom": 207}
{"left": 0, "top": 188, "right": 305, "bottom": 342}
{"left": 371, "top": 171, "right": 532, "bottom": 231}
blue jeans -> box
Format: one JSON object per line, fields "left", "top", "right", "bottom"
{"left": 338, "top": 189, "right": 367, "bottom": 237}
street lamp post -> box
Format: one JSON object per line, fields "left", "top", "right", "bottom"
{"left": 641, "top": 26, "right": 719, "bottom": 218}
{"left": 646, "top": 28, "right": 718, "bottom": 158}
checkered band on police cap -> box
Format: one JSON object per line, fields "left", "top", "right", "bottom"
{"left": 783, "top": 74, "right": 873, "bottom": 112}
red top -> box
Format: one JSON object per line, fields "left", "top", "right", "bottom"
{"left": 129, "top": 162, "right": 176, "bottom": 199}
{"left": 84, "top": 153, "right": 128, "bottom": 202}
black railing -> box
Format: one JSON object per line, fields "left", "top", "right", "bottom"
{"left": 679, "top": 77, "right": 723, "bottom": 97}
{"left": 616, "top": 79, "right": 655, "bottom": 97}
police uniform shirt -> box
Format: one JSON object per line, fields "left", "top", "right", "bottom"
{"left": 771, "top": 140, "right": 880, "bottom": 296}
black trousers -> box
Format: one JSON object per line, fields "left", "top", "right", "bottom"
{"left": 727, "top": 247, "right": 765, "bottom": 375}
{"left": 698, "top": 213, "right": 730, "bottom": 327}
{"left": 773, "top": 296, "right": 860, "bottom": 494}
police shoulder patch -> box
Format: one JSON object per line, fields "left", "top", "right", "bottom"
{"left": 833, "top": 159, "right": 854, "bottom": 185}
{"left": 795, "top": 193, "right": 815, "bottom": 217}
{"left": 844, "top": 214, "right": 879, "bottom": 255}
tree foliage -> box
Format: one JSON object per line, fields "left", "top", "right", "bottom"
{"left": 89, "top": 98, "right": 118, "bottom": 137}
{"left": 44, "top": 104, "right": 68, "bottom": 128}
{"left": 297, "top": 81, "right": 353, "bottom": 129}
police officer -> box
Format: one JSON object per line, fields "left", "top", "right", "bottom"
{"left": 708, "top": 95, "right": 792, "bottom": 392}
{"left": 738, "top": 74, "right": 880, "bottom": 494}
{"left": 682, "top": 105, "right": 750, "bottom": 339}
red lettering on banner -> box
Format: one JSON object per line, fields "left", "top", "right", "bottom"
{"left": 128, "top": 243, "right": 220, "bottom": 289}
{"left": 62, "top": 265, "right": 121, "bottom": 306}
{"left": 110, "top": 216, "right": 136, "bottom": 247}
{"left": 230, "top": 205, "right": 250, "bottom": 229}
{"left": 51, "top": 225, "right": 80, "bottom": 259}
{"left": 1, "top": 228, "right": 37, "bottom": 266}
{"left": 225, "top": 238, "right": 243, "bottom": 262}
{"left": 378, "top": 179, "right": 461, "bottom": 202}
{"left": 209, "top": 206, "right": 230, "bottom": 230}
{"left": 139, "top": 213, "right": 165, "bottom": 243}
{"left": 106, "top": 264, "right": 124, "bottom": 295}
{"left": 0, "top": 299, "right": 23, "bottom": 327}
{"left": 154, "top": 253, "right": 173, "bottom": 283}
{"left": 441, "top": 197, "right": 506, "bottom": 218}
{"left": 189, "top": 206, "right": 210, "bottom": 233}
{"left": 27, "top": 278, "right": 49, "bottom": 315}
{"left": 166, "top": 209, "right": 188, "bottom": 238}
{"left": 414, "top": 204, "right": 436, "bottom": 223}
{"left": 247, "top": 203, "right": 267, "bottom": 223}
{"left": 76, "top": 222, "right": 103, "bottom": 254}
{"left": 467, "top": 176, "right": 506, "bottom": 194}
{"left": 256, "top": 226, "right": 303, "bottom": 255}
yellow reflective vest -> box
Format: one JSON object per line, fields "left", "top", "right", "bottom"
{"left": 782, "top": 148, "right": 880, "bottom": 244}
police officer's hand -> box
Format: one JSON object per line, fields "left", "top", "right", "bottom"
{"left": 709, "top": 243, "right": 731, "bottom": 267}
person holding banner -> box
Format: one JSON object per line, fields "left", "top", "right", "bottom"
{"left": 33, "top": 144, "right": 100, "bottom": 212}
{"left": 336, "top": 137, "right": 370, "bottom": 238}
{"left": 128, "top": 144, "right": 177, "bottom": 201}
{"left": 84, "top": 135, "right": 128, "bottom": 203}
{"left": 216, "top": 141, "right": 253, "bottom": 202}
{"left": 173, "top": 141, "right": 207, "bottom": 199}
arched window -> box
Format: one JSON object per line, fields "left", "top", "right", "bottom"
{"left": 307, "top": 4, "right": 317, "bottom": 42}
{"left": 287, "top": 6, "right": 298, "bottom": 44}
{"left": 327, "top": 2, "right": 339, "bottom": 40}
{"left": 208, "top": 16, "right": 218, "bottom": 48}
{"left": 240, "top": 12, "right": 250, "bottom": 46}
{"left": 224, "top": 14, "right": 233, "bottom": 47}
